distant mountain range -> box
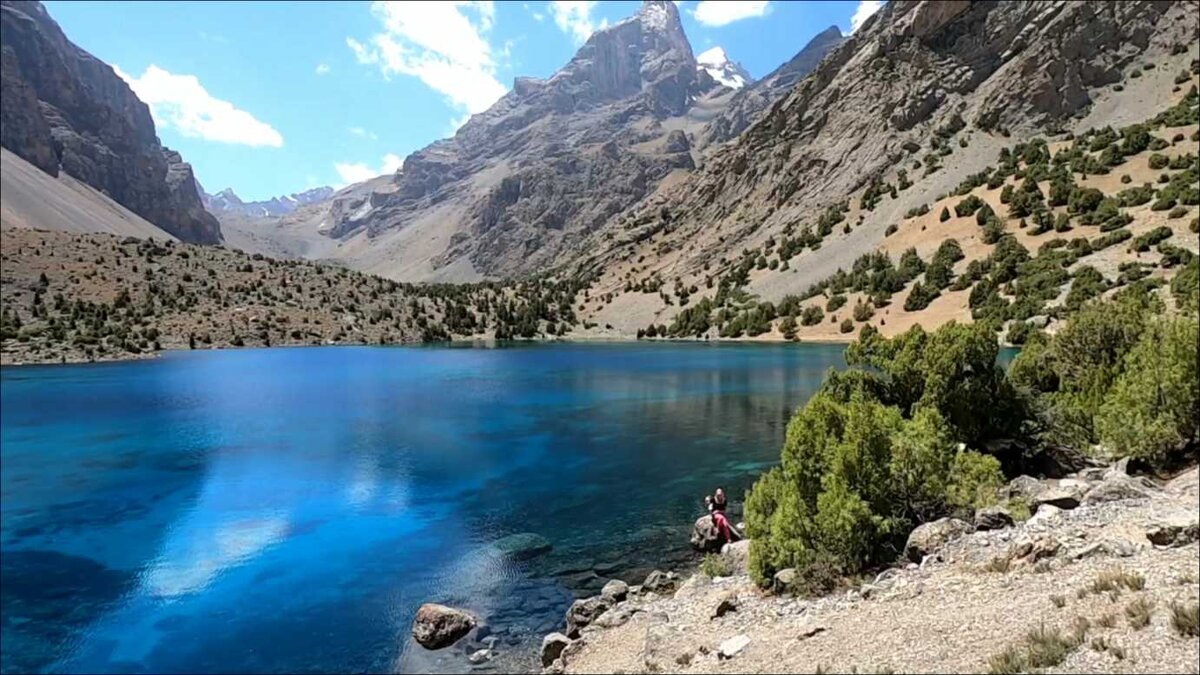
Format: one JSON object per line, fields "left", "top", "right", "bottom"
{"left": 199, "top": 184, "right": 336, "bottom": 218}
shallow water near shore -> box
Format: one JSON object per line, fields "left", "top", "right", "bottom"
{"left": 1, "top": 341, "right": 847, "bottom": 673}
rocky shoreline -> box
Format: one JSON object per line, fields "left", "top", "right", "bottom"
{"left": 529, "top": 460, "right": 1200, "bottom": 674}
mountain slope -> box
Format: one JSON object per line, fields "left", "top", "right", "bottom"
{"left": 569, "top": 0, "right": 1199, "bottom": 336}
{"left": 1, "top": 147, "right": 174, "bottom": 240}
{"left": 0, "top": 0, "right": 220, "bottom": 243}
{"left": 292, "top": 0, "right": 729, "bottom": 282}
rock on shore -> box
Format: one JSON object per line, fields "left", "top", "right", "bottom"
{"left": 411, "top": 603, "right": 476, "bottom": 650}
{"left": 541, "top": 463, "right": 1200, "bottom": 674}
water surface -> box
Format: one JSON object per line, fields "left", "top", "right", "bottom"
{"left": 1, "top": 342, "right": 847, "bottom": 673}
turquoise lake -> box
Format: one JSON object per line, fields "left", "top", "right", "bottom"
{"left": 0, "top": 342, "right": 849, "bottom": 673}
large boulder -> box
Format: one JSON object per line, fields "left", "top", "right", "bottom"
{"left": 773, "top": 568, "right": 798, "bottom": 595}
{"left": 600, "top": 579, "right": 628, "bottom": 603}
{"left": 905, "top": 518, "right": 972, "bottom": 562}
{"left": 1082, "top": 474, "right": 1153, "bottom": 506}
{"left": 974, "top": 505, "right": 1014, "bottom": 531}
{"left": 541, "top": 632, "right": 571, "bottom": 667}
{"left": 711, "top": 591, "right": 738, "bottom": 619}
{"left": 594, "top": 604, "right": 638, "bottom": 628}
{"left": 720, "top": 540, "right": 751, "bottom": 575}
{"left": 690, "top": 515, "right": 726, "bottom": 553}
{"left": 492, "top": 533, "right": 552, "bottom": 561}
{"left": 565, "top": 596, "right": 610, "bottom": 637}
{"left": 1002, "top": 475, "right": 1042, "bottom": 501}
{"left": 1032, "top": 480, "right": 1088, "bottom": 510}
{"left": 411, "top": 603, "right": 476, "bottom": 650}
{"left": 642, "top": 570, "right": 677, "bottom": 594}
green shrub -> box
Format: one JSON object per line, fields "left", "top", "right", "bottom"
{"left": 801, "top": 305, "right": 824, "bottom": 326}
{"left": 826, "top": 294, "right": 848, "bottom": 312}
{"left": 700, "top": 552, "right": 733, "bottom": 578}
{"left": 1097, "top": 316, "right": 1199, "bottom": 461}
{"left": 852, "top": 300, "right": 875, "bottom": 322}
{"left": 940, "top": 206, "right": 951, "bottom": 222}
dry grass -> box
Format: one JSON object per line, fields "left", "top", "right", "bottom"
{"left": 1089, "top": 568, "right": 1146, "bottom": 595}
{"left": 1169, "top": 599, "right": 1199, "bottom": 637}
{"left": 1024, "top": 623, "right": 1077, "bottom": 668}
{"left": 985, "top": 646, "right": 1025, "bottom": 675}
{"left": 1050, "top": 594, "right": 1067, "bottom": 609}
{"left": 1125, "top": 596, "right": 1156, "bottom": 630}
{"left": 1096, "top": 611, "right": 1118, "bottom": 629}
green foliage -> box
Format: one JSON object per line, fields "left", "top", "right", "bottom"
{"left": 1096, "top": 317, "right": 1199, "bottom": 461}
{"left": 955, "top": 195, "right": 984, "bottom": 217}
{"left": 746, "top": 322, "right": 1013, "bottom": 588}
{"left": 800, "top": 305, "right": 825, "bottom": 326}
{"left": 1172, "top": 258, "right": 1199, "bottom": 313}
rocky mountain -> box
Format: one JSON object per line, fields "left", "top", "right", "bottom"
{"left": 0, "top": 0, "right": 221, "bottom": 244}
{"left": 570, "top": 0, "right": 1198, "bottom": 336}
{"left": 695, "top": 47, "right": 752, "bottom": 91}
{"left": 200, "top": 184, "right": 336, "bottom": 218}
{"left": 697, "top": 25, "right": 844, "bottom": 149}
{"left": 283, "top": 0, "right": 733, "bottom": 281}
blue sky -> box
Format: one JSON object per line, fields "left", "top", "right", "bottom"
{"left": 46, "top": 1, "right": 881, "bottom": 201}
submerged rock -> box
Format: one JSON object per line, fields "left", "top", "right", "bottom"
{"left": 412, "top": 603, "right": 476, "bottom": 650}
{"left": 492, "top": 533, "right": 553, "bottom": 561}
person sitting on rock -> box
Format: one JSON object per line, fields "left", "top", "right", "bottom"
{"left": 705, "top": 487, "right": 741, "bottom": 543}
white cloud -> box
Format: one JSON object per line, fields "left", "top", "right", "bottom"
{"left": 692, "top": 1, "right": 770, "bottom": 27}
{"left": 850, "top": 0, "right": 883, "bottom": 34}
{"left": 114, "top": 65, "right": 283, "bottom": 147}
{"left": 347, "top": 1, "right": 507, "bottom": 116}
{"left": 348, "top": 126, "right": 378, "bottom": 140}
{"left": 381, "top": 153, "right": 404, "bottom": 174}
{"left": 548, "top": 1, "right": 608, "bottom": 44}
{"left": 334, "top": 153, "right": 405, "bottom": 187}
{"left": 315, "top": 63, "right": 331, "bottom": 75}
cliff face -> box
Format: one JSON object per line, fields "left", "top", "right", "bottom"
{"left": 0, "top": 0, "right": 221, "bottom": 244}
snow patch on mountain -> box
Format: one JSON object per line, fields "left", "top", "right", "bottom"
{"left": 696, "top": 46, "right": 752, "bottom": 90}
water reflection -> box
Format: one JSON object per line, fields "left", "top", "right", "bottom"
{"left": 2, "top": 342, "right": 847, "bottom": 673}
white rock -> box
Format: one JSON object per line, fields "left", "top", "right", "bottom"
{"left": 718, "top": 634, "right": 751, "bottom": 659}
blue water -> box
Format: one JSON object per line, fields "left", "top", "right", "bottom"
{"left": 1, "top": 342, "right": 847, "bottom": 674}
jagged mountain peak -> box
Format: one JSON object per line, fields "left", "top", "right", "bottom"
{"left": 696, "top": 46, "right": 753, "bottom": 90}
